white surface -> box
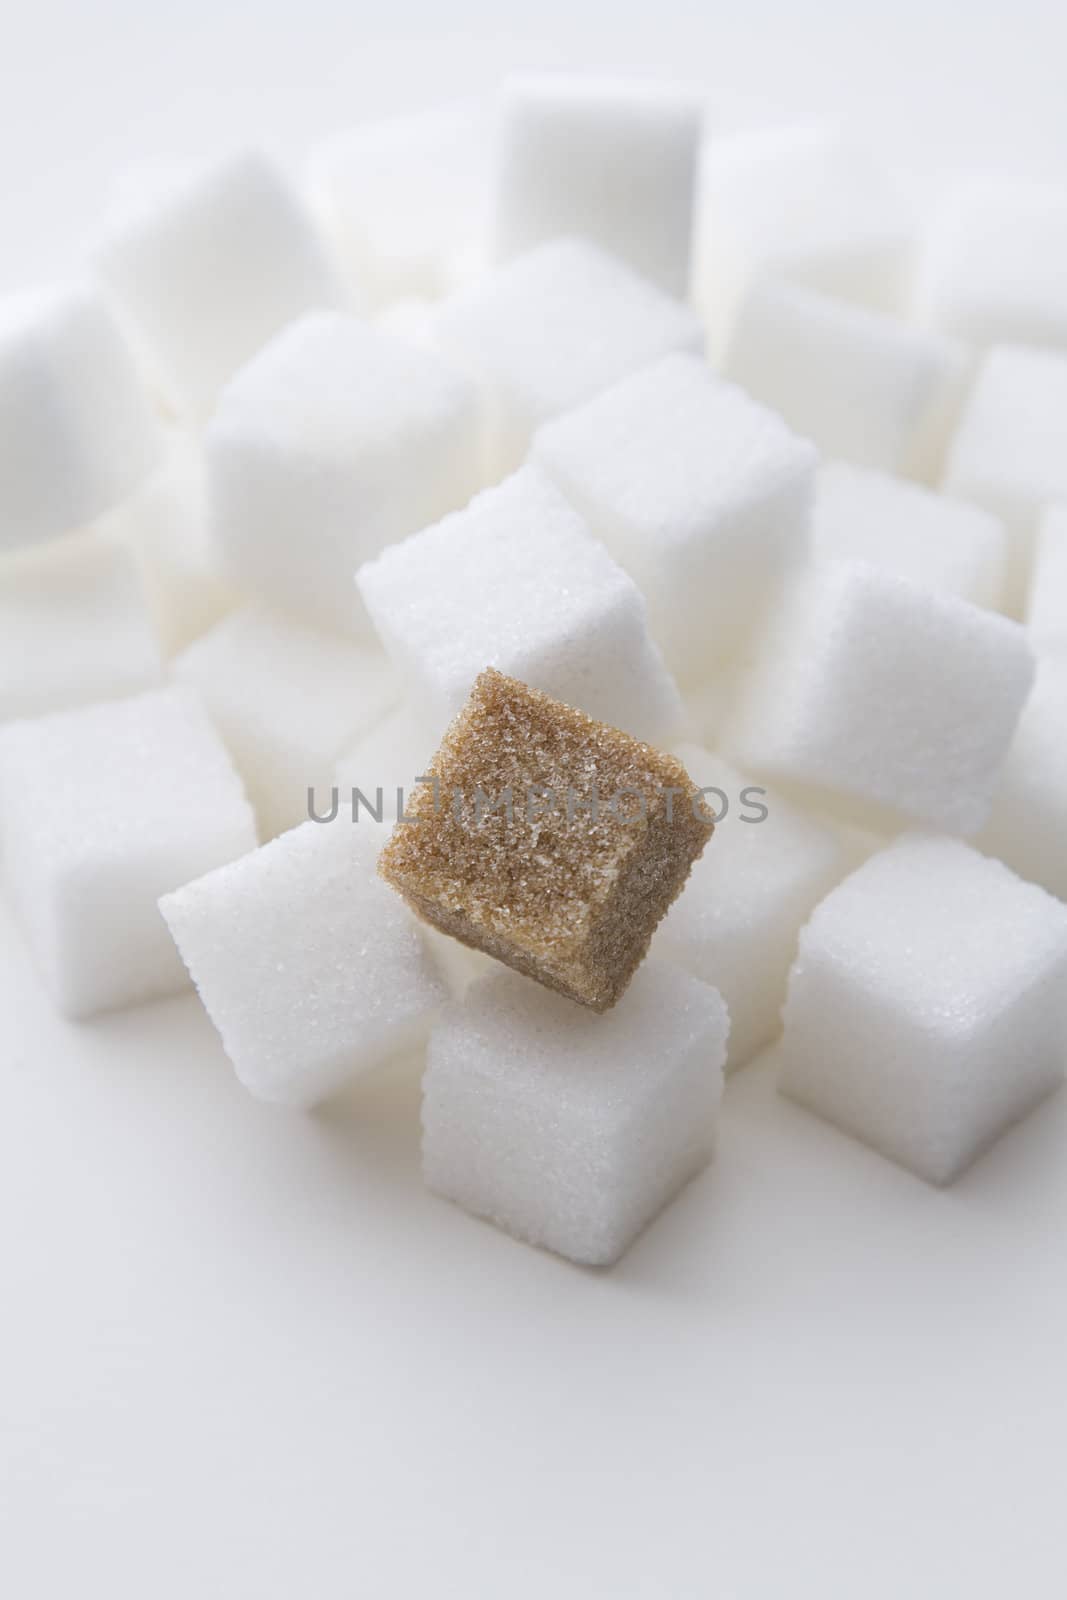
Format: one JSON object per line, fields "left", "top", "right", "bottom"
{"left": 4, "top": 2, "right": 1067, "bottom": 1594}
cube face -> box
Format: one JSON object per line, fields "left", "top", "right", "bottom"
{"left": 979, "top": 659, "right": 1067, "bottom": 903}
{"left": 378, "top": 670, "right": 714, "bottom": 1012}
{"left": 434, "top": 237, "right": 703, "bottom": 475}
{"left": 0, "top": 285, "right": 161, "bottom": 549}
{"left": 92, "top": 149, "right": 343, "bottom": 419}
{"left": 654, "top": 746, "right": 847, "bottom": 1069}
{"left": 174, "top": 605, "right": 399, "bottom": 840}
{"left": 696, "top": 126, "right": 913, "bottom": 334}
{"left": 724, "top": 276, "right": 968, "bottom": 480}
{"left": 208, "top": 312, "right": 480, "bottom": 634}
{"left": 494, "top": 75, "right": 702, "bottom": 297}
{"left": 161, "top": 821, "right": 447, "bottom": 1108}
{"left": 921, "top": 179, "right": 1067, "bottom": 350}
{"left": 722, "top": 563, "right": 1035, "bottom": 836}
{"left": 531, "top": 354, "right": 816, "bottom": 681}
{"left": 0, "top": 531, "right": 161, "bottom": 720}
{"left": 780, "top": 836, "right": 1067, "bottom": 1183}
{"left": 813, "top": 462, "right": 1006, "bottom": 610}
{"left": 423, "top": 962, "right": 728, "bottom": 1265}
{"left": 942, "top": 346, "right": 1067, "bottom": 612}
{"left": 0, "top": 688, "right": 256, "bottom": 1017}
{"left": 1027, "top": 506, "right": 1067, "bottom": 652}
{"left": 357, "top": 466, "right": 683, "bottom": 744}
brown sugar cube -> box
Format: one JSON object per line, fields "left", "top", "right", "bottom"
{"left": 378, "top": 669, "right": 714, "bottom": 1011}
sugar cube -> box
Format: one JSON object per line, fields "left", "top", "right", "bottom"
{"left": 696, "top": 125, "right": 913, "bottom": 343}
{"left": 920, "top": 178, "right": 1067, "bottom": 350}
{"left": 207, "top": 311, "right": 480, "bottom": 634}
{"left": 942, "top": 345, "right": 1067, "bottom": 613}
{"left": 161, "top": 821, "right": 446, "bottom": 1108}
{"left": 174, "top": 605, "right": 398, "bottom": 839}
{"left": 0, "top": 687, "right": 256, "bottom": 1017}
{"left": 494, "top": 74, "right": 702, "bottom": 297}
{"left": 0, "top": 530, "right": 161, "bottom": 720}
{"left": 721, "top": 561, "right": 1035, "bottom": 836}
{"left": 335, "top": 704, "right": 432, "bottom": 833}
{"left": 780, "top": 835, "right": 1067, "bottom": 1184}
{"left": 813, "top": 461, "right": 1006, "bottom": 609}
{"left": 724, "top": 276, "right": 969, "bottom": 480}
{"left": 434, "top": 237, "right": 703, "bottom": 476}
{"left": 1026, "top": 505, "right": 1067, "bottom": 653}
{"left": 97, "top": 429, "right": 234, "bottom": 656}
{"left": 379, "top": 669, "right": 713, "bottom": 1011}
{"left": 531, "top": 353, "right": 817, "bottom": 683}
{"left": 423, "top": 961, "right": 727, "bottom": 1264}
{"left": 357, "top": 466, "right": 683, "bottom": 744}
{"left": 0, "top": 283, "right": 161, "bottom": 550}
{"left": 653, "top": 746, "right": 847, "bottom": 1069}
{"left": 978, "top": 658, "right": 1067, "bottom": 903}
{"left": 308, "top": 101, "right": 490, "bottom": 305}
{"left": 91, "top": 149, "right": 343, "bottom": 420}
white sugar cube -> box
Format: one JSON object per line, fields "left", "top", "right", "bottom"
{"left": 174, "top": 605, "right": 398, "bottom": 839}
{"left": 0, "top": 687, "right": 255, "bottom": 1017}
{"left": 0, "top": 531, "right": 161, "bottom": 720}
{"left": 722, "top": 561, "right": 1035, "bottom": 836}
{"left": 423, "top": 962, "right": 728, "bottom": 1265}
{"left": 356, "top": 466, "right": 683, "bottom": 743}
{"left": 494, "top": 74, "right": 701, "bottom": 297}
{"left": 654, "top": 746, "right": 847, "bottom": 1070}
{"left": 1027, "top": 505, "right": 1067, "bottom": 652}
{"left": 725, "top": 276, "right": 969, "bottom": 480}
{"left": 98, "top": 430, "right": 233, "bottom": 655}
{"left": 161, "top": 821, "right": 446, "bottom": 1108}
{"left": 813, "top": 461, "right": 1006, "bottom": 608}
{"left": 696, "top": 125, "right": 913, "bottom": 341}
{"left": 91, "top": 149, "right": 343, "bottom": 420}
{"left": 531, "top": 354, "right": 816, "bottom": 683}
{"left": 920, "top": 178, "right": 1067, "bottom": 350}
{"left": 0, "top": 284, "right": 161, "bottom": 550}
{"left": 942, "top": 345, "right": 1067, "bottom": 613}
{"left": 435, "top": 237, "right": 703, "bottom": 476}
{"left": 780, "top": 835, "right": 1067, "bottom": 1184}
{"left": 207, "top": 312, "right": 480, "bottom": 634}
{"left": 309, "top": 101, "right": 490, "bottom": 305}
{"left": 979, "top": 658, "right": 1067, "bottom": 903}
{"left": 335, "top": 704, "right": 432, "bottom": 833}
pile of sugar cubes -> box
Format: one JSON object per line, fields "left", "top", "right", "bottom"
{"left": 3, "top": 74, "right": 1067, "bottom": 1268}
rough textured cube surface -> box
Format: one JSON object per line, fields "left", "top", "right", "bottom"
{"left": 208, "top": 312, "right": 479, "bottom": 633}
{"left": 174, "top": 604, "right": 398, "bottom": 839}
{"left": 921, "top": 178, "right": 1067, "bottom": 350}
{"left": 0, "top": 531, "right": 161, "bottom": 720}
{"left": 357, "top": 466, "right": 682, "bottom": 743}
{"left": 696, "top": 126, "right": 912, "bottom": 339}
{"left": 494, "top": 74, "right": 701, "bottom": 297}
{"left": 722, "top": 561, "right": 1034, "bottom": 835}
{"left": 654, "top": 746, "right": 846, "bottom": 1070}
{"left": 91, "top": 149, "right": 342, "bottom": 419}
{"left": 1027, "top": 505, "right": 1067, "bottom": 652}
{"left": 780, "top": 835, "right": 1067, "bottom": 1184}
{"left": 423, "top": 961, "right": 728, "bottom": 1265}
{"left": 0, "top": 284, "right": 161, "bottom": 549}
{"left": 0, "top": 687, "right": 255, "bottom": 1017}
{"left": 813, "top": 461, "right": 1006, "bottom": 608}
{"left": 161, "top": 821, "right": 446, "bottom": 1108}
{"left": 942, "top": 345, "right": 1067, "bottom": 612}
{"left": 379, "top": 669, "right": 714, "bottom": 1012}
{"left": 979, "top": 658, "right": 1067, "bottom": 903}
{"left": 531, "top": 354, "right": 816, "bottom": 682}
{"left": 309, "top": 102, "right": 490, "bottom": 305}
{"left": 725, "top": 276, "right": 968, "bottom": 480}
{"left": 434, "top": 237, "right": 703, "bottom": 475}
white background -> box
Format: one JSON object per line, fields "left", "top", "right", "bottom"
{"left": 2, "top": 2, "right": 1067, "bottom": 1595}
